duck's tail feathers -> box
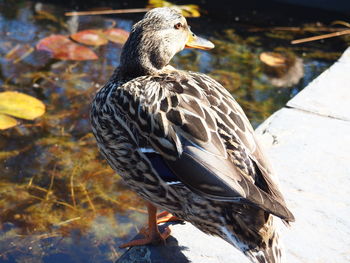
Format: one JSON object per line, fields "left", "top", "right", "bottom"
{"left": 244, "top": 235, "right": 286, "bottom": 263}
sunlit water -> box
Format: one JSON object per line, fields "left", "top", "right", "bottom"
{"left": 0, "top": 1, "right": 348, "bottom": 262}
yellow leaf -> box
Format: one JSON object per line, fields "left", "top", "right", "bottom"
{"left": 147, "top": 0, "right": 201, "bottom": 17}
{"left": 0, "top": 113, "right": 18, "bottom": 130}
{"left": 259, "top": 52, "right": 287, "bottom": 67}
{"left": 177, "top": 4, "right": 201, "bottom": 18}
{"left": 0, "top": 91, "right": 46, "bottom": 120}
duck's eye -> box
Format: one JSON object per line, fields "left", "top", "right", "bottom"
{"left": 174, "top": 23, "right": 182, "bottom": 29}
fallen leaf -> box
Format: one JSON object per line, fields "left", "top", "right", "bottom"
{"left": 148, "top": 0, "right": 201, "bottom": 17}
{"left": 0, "top": 91, "right": 45, "bottom": 121}
{"left": 177, "top": 5, "right": 201, "bottom": 18}
{"left": 0, "top": 114, "right": 17, "bottom": 130}
{"left": 71, "top": 29, "right": 109, "bottom": 46}
{"left": 260, "top": 52, "right": 287, "bottom": 67}
{"left": 103, "top": 28, "right": 129, "bottom": 44}
{"left": 36, "top": 35, "right": 98, "bottom": 60}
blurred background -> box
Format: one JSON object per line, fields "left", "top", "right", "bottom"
{"left": 0, "top": 0, "right": 349, "bottom": 262}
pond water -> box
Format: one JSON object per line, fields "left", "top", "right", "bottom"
{"left": 0, "top": 1, "right": 349, "bottom": 262}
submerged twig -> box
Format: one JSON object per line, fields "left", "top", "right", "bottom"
{"left": 0, "top": 145, "right": 32, "bottom": 160}
{"left": 35, "top": 232, "right": 61, "bottom": 240}
{"left": 96, "top": 189, "right": 147, "bottom": 214}
{"left": 54, "top": 200, "right": 77, "bottom": 210}
{"left": 65, "top": 8, "right": 149, "bottom": 17}
{"left": 79, "top": 183, "right": 96, "bottom": 212}
{"left": 28, "top": 184, "right": 48, "bottom": 193}
{"left": 46, "top": 166, "right": 56, "bottom": 200}
{"left": 331, "top": 20, "right": 350, "bottom": 28}
{"left": 56, "top": 217, "right": 81, "bottom": 226}
{"left": 14, "top": 47, "right": 34, "bottom": 64}
{"left": 291, "top": 29, "right": 350, "bottom": 44}
{"left": 249, "top": 26, "right": 350, "bottom": 32}
{"left": 28, "top": 193, "right": 77, "bottom": 210}
{"left": 70, "top": 169, "right": 77, "bottom": 208}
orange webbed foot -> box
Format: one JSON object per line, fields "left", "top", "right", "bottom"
{"left": 119, "top": 225, "right": 171, "bottom": 248}
{"left": 119, "top": 203, "right": 176, "bottom": 248}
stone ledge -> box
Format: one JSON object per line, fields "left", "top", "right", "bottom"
{"left": 287, "top": 48, "right": 350, "bottom": 121}
{"left": 256, "top": 107, "right": 350, "bottom": 262}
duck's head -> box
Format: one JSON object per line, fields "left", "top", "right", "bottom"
{"left": 118, "top": 7, "right": 214, "bottom": 80}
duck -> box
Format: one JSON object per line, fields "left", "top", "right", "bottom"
{"left": 90, "top": 7, "right": 294, "bottom": 263}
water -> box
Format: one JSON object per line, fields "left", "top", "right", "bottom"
{"left": 0, "top": 1, "right": 348, "bottom": 262}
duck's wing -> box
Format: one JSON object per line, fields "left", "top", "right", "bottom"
{"left": 187, "top": 73, "right": 291, "bottom": 206}
{"left": 113, "top": 72, "right": 294, "bottom": 222}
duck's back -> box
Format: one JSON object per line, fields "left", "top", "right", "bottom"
{"left": 91, "top": 70, "right": 293, "bottom": 218}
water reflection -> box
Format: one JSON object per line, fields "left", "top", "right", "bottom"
{"left": 0, "top": 1, "right": 346, "bottom": 262}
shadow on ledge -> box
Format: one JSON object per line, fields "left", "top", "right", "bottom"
{"left": 116, "top": 220, "right": 250, "bottom": 263}
{"left": 116, "top": 222, "right": 191, "bottom": 263}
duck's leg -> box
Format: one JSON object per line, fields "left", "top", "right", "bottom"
{"left": 119, "top": 202, "right": 171, "bottom": 248}
{"left": 156, "top": 211, "right": 182, "bottom": 224}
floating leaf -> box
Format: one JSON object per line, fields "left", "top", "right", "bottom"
{"left": 148, "top": 0, "right": 201, "bottom": 17}
{"left": 0, "top": 91, "right": 45, "bottom": 122}
{"left": 103, "top": 28, "right": 129, "bottom": 44}
{"left": 259, "top": 52, "right": 287, "bottom": 67}
{"left": 36, "top": 35, "right": 98, "bottom": 61}
{"left": 71, "top": 29, "right": 109, "bottom": 46}
{"left": 0, "top": 114, "right": 18, "bottom": 130}
{"left": 176, "top": 4, "right": 200, "bottom": 17}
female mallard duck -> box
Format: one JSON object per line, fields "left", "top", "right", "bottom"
{"left": 91, "top": 7, "right": 294, "bottom": 263}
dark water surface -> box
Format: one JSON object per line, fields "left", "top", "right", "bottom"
{"left": 0, "top": 1, "right": 348, "bottom": 262}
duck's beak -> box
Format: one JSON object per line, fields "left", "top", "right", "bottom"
{"left": 185, "top": 31, "right": 214, "bottom": 50}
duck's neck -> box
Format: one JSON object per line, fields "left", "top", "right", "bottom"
{"left": 113, "top": 25, "right": 179, "bottom": 83}
{"left": 114, "top": 30, "right": 175, "bottom": 83}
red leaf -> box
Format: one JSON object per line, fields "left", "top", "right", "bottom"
{"left": 36, "top": 35, "right": 98, "bottom": 61}
{"left": 103, "top": 28, "right": 129, "bottom": 45}
{"left": 71, "top": 29, "right": 108, "bottom": 46}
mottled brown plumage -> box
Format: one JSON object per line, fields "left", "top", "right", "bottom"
{"left": 90, "top": 7, "right": 294, "bottom": 263}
